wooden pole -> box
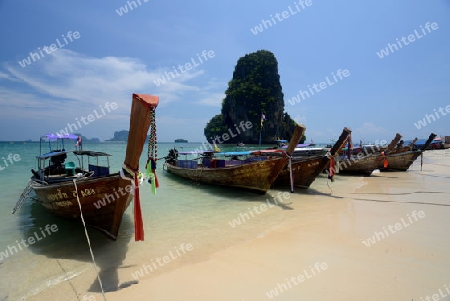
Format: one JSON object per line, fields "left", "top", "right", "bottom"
{"left": 329, "top": 127, "right": 352, "bottom": 156}
{"left": 285, "top": 124, "right": 306, "bottom": 156}
{"left": 386, "top": 133, "right": 402, "bottom": 153}
{"left": 285, "top": 124, "right": 306, "bottom": 192}
{"left": 315, "top": 127, "right": 352, "bottom": 177}
{"left": 421, "top": 133, "right": 437, "bottom": 150}
{"left": 409, "top": 138, "right": 418, "bottom": 150}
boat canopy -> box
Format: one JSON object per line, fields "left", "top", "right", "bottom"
{"left": 178, "top": 151, "right": 213, "bottom": 155}
{"left": 37, "top": 150, "right": 111, "bottom": 160}
{"left": 404, "top": 138, "right": 442, "bottom": 146}
{"left": 282, "top": 143, "right": 312, "bottom": 149}
{"left": 216, "top": 151, "right": 252, "bottom": 156}
{"left": 37, "top": 150, "right": 69, "bottom": 160}
{"left": 42, "top": 134, "right": 79, "bottom": 141}
{"left": 178, "top": 150, "right": 284, "bottom": 157}
{"left": 73, "top": 150, "right": 111, "bottom": 157}
{"left": 293, "top": 147, "right": 327, "bottom": 152}
{"left": 251, "top": 150, "right": 286, "bottom": 156}
{"left": 178, "top": 150, "right": 248, "bottom": 156}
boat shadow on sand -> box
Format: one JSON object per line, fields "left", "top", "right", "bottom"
{"left": 18, "top": 200, "right": 138, "bottom": 296}
{"left": 293, "top": 187, "right": 346, "bottom": 201}
{"left": 164, "top": 170, "right": 296, "bottom": 210}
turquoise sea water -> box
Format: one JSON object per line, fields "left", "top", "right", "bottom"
{"left": 0, "top": 141, "right": 301, "bottom": 300}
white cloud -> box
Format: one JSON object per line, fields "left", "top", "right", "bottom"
{"left": 353, "top": 122, "right": 388, "bottom": 136}
{"left": 2, "top": 49, "right": 223, "bottom": 115}
{"left": 195, "top": 93, "right": 224, "bottom": 106}
{"left": 193, "top": 78, "right": 226, "bottom": 106}
{"left": 7, "top": 49, "right": 208, "bottom": 108}
{"left": 157, "top": 115, "right": 207, "bottom": 126}
{"left": 293, "top": 114, "right": 307, "bottom": 124}
{"left": 1, "top": 50, "right": 226, "bottom": 140}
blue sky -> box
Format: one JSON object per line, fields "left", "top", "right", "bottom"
{"left": 1, "top": 0, "right": 449, "bottom": 143}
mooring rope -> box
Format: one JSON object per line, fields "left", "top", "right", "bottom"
{"left": 326, "top": 179, "right": 333, "bottom": 194}
{"left": 72, "top": 179, "right": 107, "bottom": 301}
{"left": 288, "top": 156, "right": 294, "bottom": 193}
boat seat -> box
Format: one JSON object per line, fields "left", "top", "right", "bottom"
{"left": 89, "top": 164, "right": 110, "bottom": 177}
{"left": 64, "top": 162, "right": 76, "bottom": 176}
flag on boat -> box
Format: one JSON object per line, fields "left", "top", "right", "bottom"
{"left": 213, "top": 141, "right": 220, "bottom": 152}
{"left": 261, "top": 113, "right": 266, "bottom": 127}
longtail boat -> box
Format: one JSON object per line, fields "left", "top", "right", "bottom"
{"left": 337, "top": 154, "right": 384, "bottom": 176}
{"left": 13, "top": 93, "right": 159, "bottom": 240}
{"left": 380, "top": 133, "right": 436, "bottom": 171}
{"left": 274, "top": 127, "right": 351, "bottom": 189}
{"left": 337, "top": 133, "right": 403, "bottom": 176}
{"left": 386, "top": 138, "right": 418, "bottom": 155}
{"left": 164, "top": 125, "right": 305, "bottom": 193}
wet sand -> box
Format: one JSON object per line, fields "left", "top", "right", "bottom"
{"left": 99, "top": 149, "right": 450, "bottom": 301}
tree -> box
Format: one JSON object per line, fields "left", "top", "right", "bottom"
{"left": 204, "top": 114, "right": 228, "bottom": 142}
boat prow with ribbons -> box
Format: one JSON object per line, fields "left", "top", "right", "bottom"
{"left": 13, "top": 93, "right": 160, "bottom": 241}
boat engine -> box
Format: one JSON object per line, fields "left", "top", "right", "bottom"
{"left": 166, "top": 148, "right": 178, "bottom": 165}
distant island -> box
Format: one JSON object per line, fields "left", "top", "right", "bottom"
{"left": 106, "top": 130, "right": 149, "bottom": 142}
{"left": 175, "top": 138, "right": 188, "bottom": 143}
{"left": 106, "top": 130, "right": 129, "bottom": 142}
{"left": 10, "top": 135, "right": 100, "bottom": 143}
{"left": 78, "top": 134, "right": 100, "bottom": 143}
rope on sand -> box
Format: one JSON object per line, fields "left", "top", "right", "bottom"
{"left": 73, "top": 179, "right": 107, "bottom": 301}
{"left": 326, "top": 180, "right": 333, "bottom": 194}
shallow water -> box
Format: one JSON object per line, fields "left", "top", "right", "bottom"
{"left": 2, "top": 142, "right": 448, "bottom": 300}
{"left": 0, "top": 141, "right": 299, "bottom": 300}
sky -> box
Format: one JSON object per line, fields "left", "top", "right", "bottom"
{"left": 1, "top": 0, "right": 449, "bottom": 143}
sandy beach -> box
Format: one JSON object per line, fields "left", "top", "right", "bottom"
{"left": 79, "top": 148, "right": 449, "bottom": 301}
{"left": 15, "top": 149, "right": 449, "bottom": 301}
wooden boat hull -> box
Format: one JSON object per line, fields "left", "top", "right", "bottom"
{"left": 389, "top": 146, "right": 413, "bottom": 154}
{"left": 380, "top": 150, "right": 421, "bottom": 171}
{"left": 165, "top": 157, "right": 288, "bottom": 193}
{"left": 274, "top": 156, "right": 324, "bottom": 189}
{"left": 32, "top": 173, "right": 133, "bottom": 239}
{"left": 338, "top": 154, "right": 384, "bottom": 176}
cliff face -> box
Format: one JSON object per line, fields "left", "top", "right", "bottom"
{"left": 108, "top": 130, "right": 129, "bottom": 141}
{"left": 204, "top": 50, "right": 298, "bottom": 144}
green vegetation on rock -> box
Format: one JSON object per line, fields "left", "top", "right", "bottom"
{"left": 204, "top": 50, "right": 304, "bottom": 144}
